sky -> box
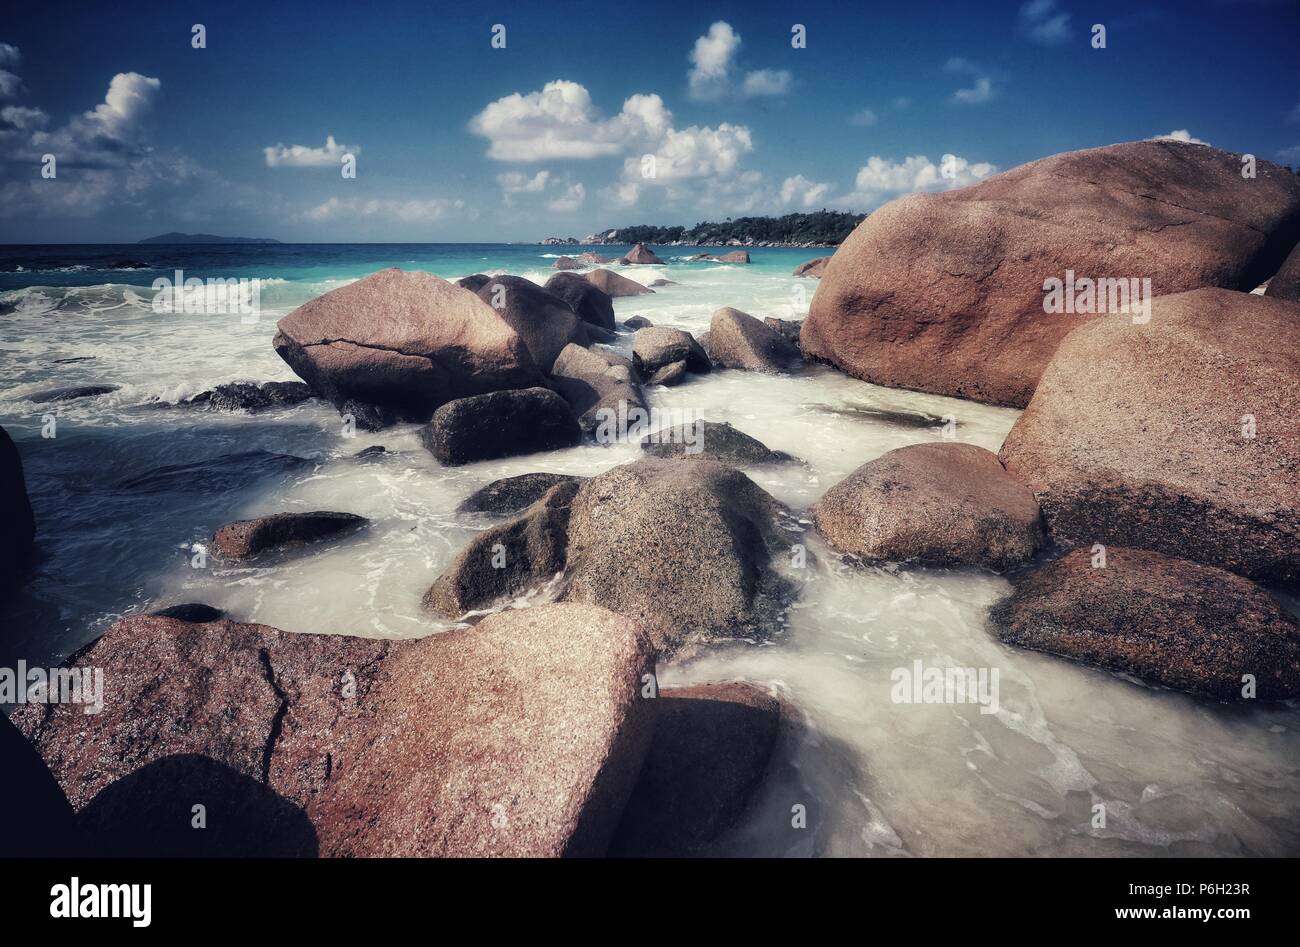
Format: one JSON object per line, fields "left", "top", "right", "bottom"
{"left": 0, "top": 0, "right": 1298, "bottom": 244}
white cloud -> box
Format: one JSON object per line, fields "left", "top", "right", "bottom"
{"left": 0, "top": 43, "right": 19, "bottom": 68}
{"left": 945, "top": 58, "right": 997, "bottom": 105}
{"left": 264, "top": 134, "right": 356, "bottom": 168}
{"left": 1152, "top": 129, "right": 1209, "bottom": 146}
{"left": 0, "top": 69, "right": 21, "bottom": 98}
{"left": 837, "top": 153, "right": 997, "bottom": 208}
{"left": 1, "top": 105, "right": 47, "bottom": 129}
{"left": 1018, "top": 0, "right": 1072, "bottom": 45}
{"left": 17, "top": 71, "right": 162, "bottom": 166}
{"left": 622, "top": 122, "right": 753, "bottom": 183}
{"left": 742, "top": 69, "right": 791, "bottom": 97}
{"left": 689, "top": 21, "right": 741, "bottom": 100}
{"left": 469, "top": 81, "right": 669, "bottom": 161}
{"left": 547, "top": 182, "right": 586, "bottom": 213}
{"left": 303, "top": 196, "right": 469, "bottom": 223}
{"left": 849, "top": 108, "right": 878, "bottom": 127}
{"left": 497, "top": 169, "right": 550, "bottom": 199}
{"left": 781, "top": 174, "right": 831, "bottom": 208}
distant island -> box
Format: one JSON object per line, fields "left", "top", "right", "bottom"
{"left": 136, "top": 232, "right": 282, "bottom": 245}
{"left": 545, "top": 211, "right": 867, "bottom": 248}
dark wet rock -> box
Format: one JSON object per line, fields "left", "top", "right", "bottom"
{"left": 609, "top": 682, "right": 780, "bottom": 856}
{"left": 793, "top": 256, "right": 830, "bottom": 278}
{"left": 115, "top": 450, "right": 314, "bottom": 492}
{"left": 649, "top": 278, "right": 676, "bottom": 287}
{"left": 690, "top": 250, "right": 750, "bottom": 264}
{"left": 214, "top": 511, "right": 368, "bottom": 561}
{"left": 456, "top": 274, "right": 493, "bottom": 291}
{"left": 424, "top": 481, "right": 578, "bottom": 617}
{"left": 0, "top": 425, "right": 36, "bottom": 579}
{"left": 576, "top": 251, "right": 611, "bottom": 266}
{"left": 150, "top": 603, "right": 226, "bottom": 623}
{"left": 814, "top": 443, "right": 1045, "bottom": 570}
{"left": 52, "top": 356, "right": 94, "bottom": 364}
{"left": 640, "top": 420, "right": 795, "bottom": 465}
{"left": 803, "top": 140, "right": 1300, "bottom": 407}
{"left": 337, "top": 398, "right": 395, "bottom": 432}
{"left": 988, "top": 547, "right": 1300, "bottom": 700}
{"left": 1000, "top": 288, "right": 1300, "bottom": 586}
{"left": 623, "top": 315, "right": 653, "bottom": 330}
{"left": 9, "top": 615, "right": 407, "bottom": 820}
{"left": 0, "top": 711, "right": 82, "bottom": 857}
{"left": 310, "top": 603, "right": 656, "bottom": 857}
{"left": 352, "top": 445, "right": 386, "bottom": 459}
{"left": 704, "top": 307, "right": 800, "bottom": 373}
{"left": 26, "top": 384, "right": 119, "bottom": 404}
{"left": 646, "top": 360, "right": 688, "bottom": 386}
{"left": 632, "top": 327, "right": 711, "bottom": 376}
{"left": 544, "top": 271, "right": 616, "bottom": 332}
{"left": 457, "top": 471, "right": 586, "bottom": 516}
{"left": 419, "top": 387, "right": 581, "bottom": 466}
{"left": 812, "top": 402, "right": 948, "bottom": 430}
{"left": 474, "top": 275, "right": 589, "bottom": 372}
{"left": 206, "top": 380, "right": 314, "bottom": 413}
{"left": 110, "top": 259, "right": 150, "bottom": 270}
{"left": 584, "top": 269, "right": 654, "bottom": 297}
{"left": 620, "top": 243, "right": 664, "bottom": 265}
{"left": 273, "top": 268, "right": 543, "bottom": 426}
{"left": 765, "top": 317, "right": 803, "bottom": 351}
{"left": 561, "top": 457, "right": 799, "bottom": 655}
{"left": 1265, "top": 241, "right": 1300, "bottom": 302}
{"left": 550, "top": 343, "right": 648, "bottom": 437}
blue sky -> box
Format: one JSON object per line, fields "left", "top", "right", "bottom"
{"left": 1, "top": 0, "right": 1298, "bottom": 243}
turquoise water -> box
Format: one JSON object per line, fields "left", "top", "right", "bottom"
{"left": 2, "top": 243, "right": 1298, "bottom": 857}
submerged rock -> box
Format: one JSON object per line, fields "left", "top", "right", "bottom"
{"left": 150, "top": 603, "right": 226, "bottom": 623}
{"left": 115, "top": 449, "right": 314, "bottom": 492}
{"left": 704, "top": 307, "right": 801, "bottom": 373}
{"left": 424, "top": 481, "right": 578, "bottom": 617}
{"left": 457, "top": 472, "right": 586, "bottom": 516}
{"left": 803, "top": 139, "right": 1300, "bottom": 407}
{"left": 205, "top": 380, "right": 314, "bottom": 412}
{"left": 544, "top": 271, "right": 616, "bottom": 331}
{"left": 1000, "top": 288, "right": 1300, "bottom": 585}
{"left": 474, "top": 275, "right": 589, "bottom": 372}
{"left": 561, "top": 457, "right": 799, "bottom": 654}
{"left": 620, "top": 243, "right": 664, "bottom": 265}
{"left": 0, "top": 425, "right": 36, "bottom": 579}
{"left": 26, "top": 384, "right": 119, "bottom": 404}
{"left": 640, "top": 420, "right": 795, "bottom": 466}
{"left": 311, "top": 603, "right": 656, "bottom": 857}
{"left": 814, "top": 443, "right": 1045, "bottom": 570}
{"left": 584, "top": 268, "right": 654, "bottom": 297}
{"left": 214, "top": 511, "right": 368, "bottom": 561}
{"left": 419, "top": 387, "right": 581, "bottom": 465}
{"left": 609, "top": 682, "right": 781, "bottom": 856}
{"left": 632, "top": 327, "right": 711, "bottom": 377}
{"left": 988, "top": 547, "right": 1300, "bottom": 700}
{"left": 273, "top": 268, "right": 542, "bottom": 425}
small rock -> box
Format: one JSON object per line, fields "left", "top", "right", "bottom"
{"left": 26, "top": 384, "right": 119, "bottom": 404}
{"left": 150, "top": 603, "right": 226, "bottom": 623}
{"left": 632, "top": 326, "right": 711, "bottom": 376}
{"left": 207, "top": 381, "right": 313, "bottom": 413}
{"left": 623, "top": 316, "right": 654, "bottom": 330}
{"left": 457, "top": 472, "right": 586, "bottom": 516}
{"left": 419, "top": 387, "right": 581, "bottom": 465}
{"left": 620, "top": 243, "right": 664, "bottom": 265}
{"left": 214, "top": 511, "right": 368, "bottom": 561}
{"left": 704, "top": 307, "right": 800, "bottom": 373}
{"left": 792, "top": 257, "right": 830, "bottom": 278}
{"left": 550, "top": 343, "right": 648, "bottom": 437}
{"left": 544, "top": 272, "right": 617, "bottom": 332}
{"left": 585, "top": 269, "right": 653, "bottom": 297}
{"left": 552, "top": 256, "right": 581, "bottom": 270}
{"left": 764, "top": 317, "right": 803, "bottom": 351}
{"left": 646, "top": 360, "right": 687, "bottom": 386}
{"left": 640, "top": 420, "right": 794, "bottom": 465}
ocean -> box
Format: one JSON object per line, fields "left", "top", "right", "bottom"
{"left": 2, "top": 242, "right": 1298, "bottom": 856}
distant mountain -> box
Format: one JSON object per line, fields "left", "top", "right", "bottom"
{"left": 136, "top": 232, "right": 282, "bottom": 245}
{"left": 574, "top": 211, "right": 867, "bottom": 248}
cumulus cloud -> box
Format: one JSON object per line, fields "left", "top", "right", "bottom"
{"left": 469, "top": 81, "right": 669, "bottom": 161}
{"left": 547, "top": 182, "right": 586, "bottom": 213}
{"left": 0, "top": 43, "right": 19, "bottom": 67}
{"left": 621, "top": 122, "right": 753, "bottom": 184}
{"left": 1152, "top": 129, "right": 1210, "bottom": 145}
{"left": 688, "top": 21, "right": 740, "bottom": 100}
{"left": 849, "top": 108, "right": 878, "bottom": 127}
{"left": 10, "top": 71, "right": 163, "bottom": 167}
{"left": 780, "top": 174, "right": 831, "bottom": 208}
{"left": 837, "top": 153, "right": 997, "bottom": 208}
{"left": 497, "top": 169, "right": 550, "bottom": 201}
{"left": 742, "top": 69, "right": 792, "bottom": 97}
{"left": 1, "top": 105, "right": 47, "bottom": 129}
{"left": 0, "top": 69, "right": 21, "bottom": 98}
{"left": 264, "top": 134, "right": 356, "bottom": 168}
{"left": 945, "top": 58, "right": 997, "bottom": 105}
{"left": 1018, "top": 0, "right": 1072, "bottom": 45}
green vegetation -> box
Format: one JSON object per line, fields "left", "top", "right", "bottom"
{"left": 612, "top": 210, "right": 865, "bottom": 246}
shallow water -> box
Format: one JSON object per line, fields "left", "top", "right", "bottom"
{"left": 2, "top": 243, "right": 1297, "bottom": 857}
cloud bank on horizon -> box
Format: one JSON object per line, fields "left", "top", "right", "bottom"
{"left": 0, "top": 0, "right": 1297, "bottom": 243}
